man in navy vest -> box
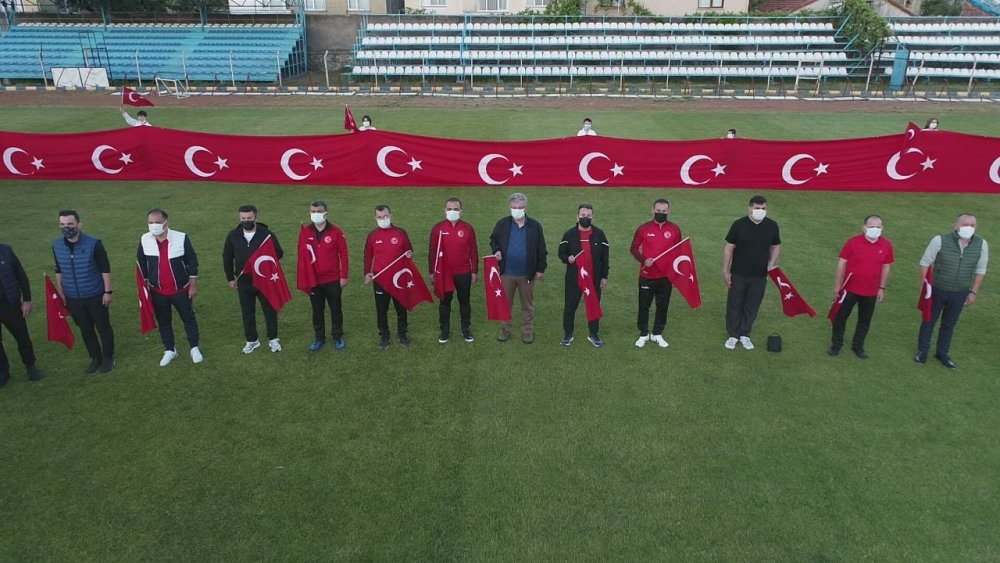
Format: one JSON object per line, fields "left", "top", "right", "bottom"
{"left": 53, "top": 210, "right": 115, "bottom": 374}
{"left": 0, "top": 244, "right": 43, "bottom": 387}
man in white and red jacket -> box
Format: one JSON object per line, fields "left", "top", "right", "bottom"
{"left": 428, "top": 198, "right": 479, "bottom": 344}
{"left": 364, "top": 204, "right": 413, "bottom": 350}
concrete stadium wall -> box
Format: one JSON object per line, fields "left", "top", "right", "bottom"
{"left": 306, "top": 14, "right": 362, "bottom": 69}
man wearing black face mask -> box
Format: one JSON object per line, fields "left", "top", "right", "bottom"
{"left": 630, "top": 199, "right": 681, "bottom": 349}
{"left": 558, "top": 204, "right": 609, "bottom": 348}
{"left": 223, "top": 204, "right": 284, "bottom": 354}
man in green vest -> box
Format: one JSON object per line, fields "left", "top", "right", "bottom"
{"left": 915, "top": 214, "right": 988, "bottom": 369}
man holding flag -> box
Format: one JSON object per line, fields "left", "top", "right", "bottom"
{"left": 827, "top": 215, "right": 894, "bottom": 359}
{"left": 428, "top": 198, "right": 478, "bottom": 344}
{"left": 629, "top": 199, "right": 681, "bottom": 349}
{"left": 489, "top": 193, "right": 547, "bottom": 345}
{"left": 722, "top": 195, "right": 781, "bottom": 351}
{"left": 559, "top": 204, "right": 609, "bottom": 348}
{"left": 120, "top": 87, "right": 155, "bottom": 127}
{"left": 223, "top": 205, "right": 285, "bottom": 354}
{"left": 364, "top": 205, "right": 417, "bottom": 350}
{"left": 301, "top": 201, "right": 349, "bottom": 352}
{"left": 137, "top": 209, "right": 202, "bottom": 367}
{"left": 0, "top": 243, "right": 43, "bottom": 386}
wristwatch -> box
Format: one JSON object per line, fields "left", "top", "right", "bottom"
{"left": 104, "top": 290, "right": 114, "bottom": 294}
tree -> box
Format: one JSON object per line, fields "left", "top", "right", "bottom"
{"left": 920, "top": 0, "right": 962, "bottom": 16}
{"left": 833, "top": 0, "right": 892, "bottom": 54}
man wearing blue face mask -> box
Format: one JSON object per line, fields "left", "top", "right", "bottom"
{"left": 915, "top": 213, "right": 989, "bottom": 369}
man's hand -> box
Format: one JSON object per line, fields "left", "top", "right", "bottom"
{"left": 494, "top": 251, "right": 502, "bottom": 261}
{"left": 188, "top": 285, "right": 198, "bottom": 300}
{"left": 965, "top": 292, "right": 978, "bottom": 306}
{"left": 364, "top": 273, "right": 374, "bottom": 285}
{"left": 404, "top": 250, "right": 413, "bottom": 258}
{"left": 340, "top": 278, "right": 349, "bottom": 288}
{"left": 21, "top": 301, "right": 32, "bottom": 318}
{"left": 102, "top": 293, "right": 113, "bottom": 307}
{"left": 723, "top": 272, "right": 732, "bottom": 288}
{"left": 600, "top": 278, "right": 608, "bottom": 289}
{"left": 228, "top": 280, "right": 237, "bottom": 289}
{"left": 470, "top": 273, "right": 478, "bottom": 284}
{"left": 644, "top": 258, "right": 655, "bottom": 268}
{"left": 876, "top": 288, "right": 885, "bottom": 303}
{"left": 534, "top": 272, "right": 544, "bottom": 281}
{"left": 568, "top": 254, "right": 576, "bottom": 264}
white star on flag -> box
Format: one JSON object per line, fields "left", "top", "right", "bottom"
{"left": 580, "top": 267, "right": 589, "bottom": 278}
{"left": 785, "top": 292, "right": 794, "bottom": 300}
{"left": 494, "top": 289, "right": 502, "bottom": 297}
{"left": 408, "top": 158, "right": 422, "bottom": 171}
{"left": 611, "top": 163, "right": 625, "bottom": 177}
{"left": 119, "top": 153, "right": 133, "bottom": 165}
{"left": 31, "top": 157, "right": 44, "bottom": 170}
{"left": 406, "top": 281, "right": 414, "bottom": 288}
{"left": 215, "top": 157, "right": 229, "bottom": 169}
{"left": 712, "top": 163, "right": 727, "bottom": 176}
{"left": 921, "top": 157, "right": 936, "bottom": 171}
{"left": 814, "top": 162, "right": 829, "bottom": 175}
{"left": 270, "top": 273, "right": 280, "bottom": 282}
{"left": 311, "top": 157, "right": 324, "bottom": 170}
{"left": 509, "top": 163, "right": 523, "bottom": 176}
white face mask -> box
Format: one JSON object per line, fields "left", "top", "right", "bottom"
{"left": 148, "top": 223, "right": 165, "bottom": 236}
{"left": 928, "top": 122, "right": 938, "bottom": 130}
{"left": 957, "top": 226, "right": 975, "bottom": 240}
{"left": 726, "top": 132, "right": 735, "bottom": 139}
{"left": 362, "top": 121, "right": 371, "bottom": 128}
{"left": 376, "top": 217, "right": 392, "bottom": 229}
{"left": 864, "top": 227, "right": 882, "bottom": 240}
{"left": 310, "top": 212, "right": 327, "bottom": 224}
{"left": 750, "top": 209, "right": 767, "bottom": 222}
{"left": 446, "top": 210, "right": 461, "bottom": 222}
{"left": 583, "top": 123, "right": 591, "bottom": 130}
{"left": 510, "top": 208, "right": 526, "bottom": 220}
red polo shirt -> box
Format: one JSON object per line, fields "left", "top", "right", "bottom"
{"left": 840, "top": 234, "right": 894, "bottom": 297}
{"left": 154, "top": 238, "right": 181, "bottom": 296}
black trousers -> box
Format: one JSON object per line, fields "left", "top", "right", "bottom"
{"left": 564, "top": 278, "right": 602, "bottom": 337}
{"left": 918, "top": 288, "right": 967, "bottom": 356}
{"left": 439, "top": 273, "right": 472, "bottom": 331}
{"left": 374, "top": 282, "right": 407, "bottom": 338}
{"left": 310, "top": 281, "right": 344, "bottom": 341}
{"left": 66, "top": 295, "right": 115, "bottom": 361}
{"left": 726, "top": 274, "right": 767, "bottom": 338}
{"left": 152, "top": 291, "right": 199, "bottom": 351}
{"left": 637, "top": 277, "right": 673, "bottom": 336}
{"left": 831, "top": 291, "right": 877, "bottom": 351}
{"left": 238, "top": 286, "right": 278, "bottom": 341}
{"left": 0, "top": 301, "right": 36, "bottom": 373}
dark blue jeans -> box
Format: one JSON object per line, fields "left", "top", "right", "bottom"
{"left": 917, "top": 288, "right": 967, "bottom": 357}
{"left": 153, "top": 290, "right": 199, "bottom": 351}
{"left": 831, "top": 292, "right": 877, "bottom": 351}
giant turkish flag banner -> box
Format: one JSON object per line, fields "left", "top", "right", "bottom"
{"left": 768, "top": 267, "right": 816, "bottom": 318}
{"left": 482, "top": 255, "right": 511, "bottom": 322}
{"left": 242, "top": 235, "right": 291, "bottom": 311}
{"left": 44, "top": 275, "right": 75, "bottom": 349}
{"left": 659, "top": 237, "right": 702, "bottom": 309}
{"left": 374, "top": 254, "right": 433, "bottom": 312}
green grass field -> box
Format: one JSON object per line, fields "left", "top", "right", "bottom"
{"left": 1, "top": 102, "right": 999, "bottom": 561}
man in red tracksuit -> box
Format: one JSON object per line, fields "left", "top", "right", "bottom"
{"left": 364, "top": 204, "right": 413, "bottom": 350}
{"left": 306, "top": 200, "right": 349, "bottom": 352}
{"left": 629, "top": 198, "right": 682, "bottom": 349}
{"left": 428, "top": 198, "right": 479, "bottom": 344}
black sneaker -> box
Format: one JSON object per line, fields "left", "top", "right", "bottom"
{"left": 914, "top": 351, "right": 928, "bottom": 364}
{"left": 827, "top": 346, "right": 841, "bottom": 357}
{"left": 935, "top": 353, "right": 956, "bottom": 369}
{"left": 852, "top": 348, "right": 868, "bottom": 360}
{"left": 85, "top": 359, "right": 101, "bottom": 374}
{"left": 560, "top": 335, "right": 574, "bottom": 346}
{"left": 398, "top": 334, "right": 411, "bottom": 348}
{"left": 0, "top": 372, "right": 9, "bottom": 388}
{"left": 378, "top": 336, "right": 391, "bottom": 350}
{"left": 438, "top": 330, "right": 450, "bottom": 344}
{"left": 27, "top": 366, "right": 43, "bottom": 381}
{"left": 98, "top": 358, "right": 115, "bottom": 374}
{"left": 461, "top": 328, "right": 474, "bottom": 342}
{"left": 587, "top": 335, "right": 604, "bottom": 348}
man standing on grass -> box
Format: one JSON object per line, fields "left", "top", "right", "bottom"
{"left": 53, "top": 210, "right": 116, "bottom": 374}
{"left": 721, "top": 195, "right": 781, "bottom": 351}
{"left": 559, "top": 204, "right": 609, "bottom": 348}
{"left": 630, "top": 198, "right": 680, "bottom": 349}
{"left": 429, "top": 198, "right": 478, "bottom": 344}
{"left": 138, "top": 209, "right": 202, "bottom": 367}
{"left": 490, "top": 193, "right": 547, "bottom": 344}
{"left": 828, "top": 215, "right": 894, "bottom": 359}
{"left": 364, "top": 204, "right": 413, "bottom": 350}
{"left": 915, "top": 213, "right": 988, "bottom": 369}
{"left": 0, "top": 243, "right": 44, "bottom": 386}
{"left": 305, "top": 200, "right": 349, "bottom": 352}
{"left": 223, "top": 204, "right": 284, "bottom": 354}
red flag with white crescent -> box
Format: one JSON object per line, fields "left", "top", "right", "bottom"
{"left": 135, "top": 262, "right": 157, "bottom": 335}
{"left": 44, "top": 275, "right": 75, "bottom": 349}
{"left": 344, "top": 105, "right": 358, "bottom": 132}
{"left": 242, "top": 235, "right": 292, "bottom": 311}
{"left": 373, "top": 253, "right": 432, "bottom": 311}
{"left": 433, "top": 230, "right": 456, "bottom": 301}
{"left": 122, "top": 86, "right": 155, "bottom": 107}
{"left": 483, "top": 255, "right": 511, "bottom": 322}
{"left": 768, "top": 267, "right": 816, "bottom": 317}
{"left": 658, "top": 237, "right": 702, "bottom": 309}
{"left": 918, "top": 267, "right": 933, "bottom": 322}
{"left": 827, "top": 272, "right": 853, "bottom": 324}
{"left": 296, "top": 224, "right": 319, "bottom": 294}
{"left": 575, "top": 250, "right": 603, "bottom": 322}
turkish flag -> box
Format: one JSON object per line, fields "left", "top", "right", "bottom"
{"left": 432, "top": 231, "right": 456, "bottom": 301}
{"left": 242, "top": 235, "right": 292, "bottom": 311}
{"left": 344, "top": 105, "right": 358, "bottom": 132}
{"left": 374, "top": 253, "right": 432, "bottom": 311}
{"left": 483, "top": 255, "right": 511, "bottom": 322}
{"left": 122, "top": 86, "right": 155, "bottom": 107}
{"left": 768, "top": 267, "right": 816, "bottom": 317}
{"left": 44, "top": 275, "right": 75, "bottom": 349}
{"left": 135, "top": 262, "right": 157, "bottom": 335}
{"left": 918, "top": 267, "right": 933, "bottom": 322}
{"left": 659, "top": 237, "right": 702, "bottom": 309}
{"left": 296, "top": 224, "right": 319, "bottom": 294}
{"left": 575, "top": 250, "right": 603, "bottom": 322}
{"left": 827, "top": 273, "right": 853, "bottom": 324}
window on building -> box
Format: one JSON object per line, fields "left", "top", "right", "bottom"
{"left": 423, "top": 0, "right": 447, "bottom": 6}
{"left": 697, "top": 0, "right": 724, "bottom": 7}
{"left": 527, "top": 0, "right": 548, "bottom": 7}
{"left": 347, "top": 0, "right": 370, "bottom": 11}
{"left": 477, "top": 0, "right": 508, "bottom": 11}
{"left": 304, "top": 0, "right": 327, "bottom": 10}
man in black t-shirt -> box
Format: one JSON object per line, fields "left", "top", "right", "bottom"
{"left": 722, "top": 195, "right": 781, "bottom": 350}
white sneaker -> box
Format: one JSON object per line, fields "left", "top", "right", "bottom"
{"left": 190, "top": 346, "right": 204, "bottom": 364}
{"left": 269, "top": 338, "right": 282, "bottom": 353}
{"left": 242, "top": 340, "right": 261, "bottom": 354}
{"left": 724, "top": 337, "right": 738, "bottom": 350}
{"left": 739, "top": 336, "right": 755, "bottom": 350}
{"left": 159, "top": 349, "right": 179, "bottom": 367}
{"left": 650, "top": 335, "right": 670, "bottom": 348}
{"left": 635, "top": 334, "right": 650, "bottom": 348}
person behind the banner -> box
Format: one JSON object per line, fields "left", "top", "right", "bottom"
{"left": 915, "top": 213, "right": 988, "bottom": 369}
{"left": 0, "top": 243, "right": 44, "bottom": 387}
{"left": 223, "top": 204, "right": 284, "bottom": 354}
{"left": 577, "top": 117, "right": 596, "bottom": 137}
{"left": 724, "top": 128, "right": 737, "bottom": 139}
{"left": 630, "top": 198, "right": 681, "bottom": 349}
{"left": 429, "top": 198, "right": 478, "bottom": 344}
{"left": 559, "top": 204, "right": 609, "bottom": 348}
{"left": 120, "top": 106, "right": 151, "bottom": 127}
{"left": 923, "top": 118, "right": 939, "bottom": 131}
{"left": 364, "top": 205, "right": 413, "bottom": 350}
{"left": 722, "top": 195, "right": 781, "bottom": 351}
{"left": 53, "top": 210, "right": 116, "bottom": 374}
{"left": 137, "top": 209, "right": 202, "bottom": 367}
{"left": 306, "top": 200, "right": 349, "bottom": 352}
{"left": 358, "top": 115, "right": 376, "bottom": 131}
{"left": 828, "top": 215, "right": 894, "bottom": 360}
{"left": 489, "top": 193, "right": 547, "bottom": 344}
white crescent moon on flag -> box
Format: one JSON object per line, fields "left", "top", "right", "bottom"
{"left": 886, "top": 148, "right": 923, "bottom": 181}
{"left": 906, "top": 128, "right": 916, "bottom": 140}
{"left": 680, "top": 155, "right": 712, "bottom": 185}
{"left": 392, "top": 268, "right": 412, "bottom": 289}
{"left": 776, "top": 277, "right": 791, "bottom": 290}
{"left": 376, "top": 146, "right": 408, "bottom": 178}
{"left": 478, "top": 153, "right": 510, "bottom": 185}
{"left": 184, "top": 146, "right": 216, "bottom": 178}
{"left": 306, "top": 244, "right": 317, "bottom": 264}
{"left": 781, "top": 153, "right": 816, "bottom": 186}
{"left": 91, "top": 144, "right": 124, "bottom": 175}
{"left": 837, "top": 290, "right": 848, "bottom": 304}
{"left": 128, "top": 91, "right": 141, "bottom": 103}
{"left": 923, "top": 280, "right": 932, "bottom": 299}
{"left": 579, "top": 152, "right": 610, "bottom": 185}
{"left": 988, "top": 156, "right": 1000, "bottom": 185}
{"left": 2, "top": 147, "right": 29, "bottom": 175}
{"left": 280, "top": 148, "right": 311, "bottom": 181}
{"left": 253, "top": 255, "right": 277, "bottom": 277}
{"left": 672, "top": 255, "right": 691, "bottom": 276}
{"left": 489, "top": 266, "right": 502, "bottom": 285}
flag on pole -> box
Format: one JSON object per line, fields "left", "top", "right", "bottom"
{"left": 44, "top": 275, "right": 75, "bottom": 349}
{"left": 135, "top": 262, "right": 157, "bottom": 335}
{"left": 122, "top": 86, "right": 155, "bottom": 107}
{"left": 575, "top": 250, "right": 603, "bottom": 322}
{"left": 918, "top": 267, "right": 933, "bottom": 322}
{"left": 296, "top": 224, "right": 319, "bottom": 294}
{"left": 657, "top": 237, "right": 702, "bottom": 309}
{"left": 373, "top": 253, "right": 433, "bottom": 311}
{"left": 344, "top": 105, "right": 358, "bottom": 132}
{"left": 242, "top": 235, "right": 292, "bottom": 311}
{"left": 827, "top": 272, "right": 853, "bottom": 324}
{"left": 482, "top": 255, "right": 511, "bottom": 322}
{"left": 768, "top": 267, "right": 816, "bottom": 317}
{"left": 432, "top": 230, "right": 456, "bottom": 301}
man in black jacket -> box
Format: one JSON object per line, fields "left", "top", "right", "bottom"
{"left": 489, "top": 193, "right": 547, "bottom": 344}
{"left": 0, "top": 243, "right": 43, "bottom": 386}
{"left": 558, "top": 204, "right": 609, "bottom": 348}
{"left": 222, "top": 204, "right": 284, "bottom": 354}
